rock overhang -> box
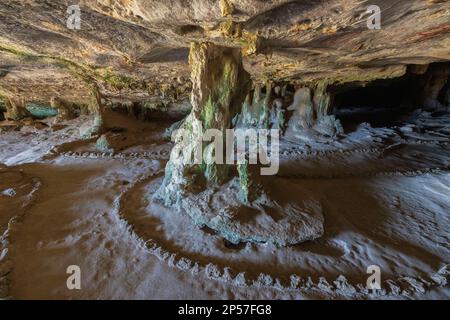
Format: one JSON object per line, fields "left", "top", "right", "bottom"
{"left": 0, "top": 0, "right": 448, "bottom": 106}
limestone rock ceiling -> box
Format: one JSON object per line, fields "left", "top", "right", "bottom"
{"left": 0, "top": 0, "right": 449, "bottom": 104}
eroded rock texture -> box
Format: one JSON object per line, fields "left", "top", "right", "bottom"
{"left": 3, "top": 97, "right": 27, "bottom": 121}
{"left": 0, "top": 0, "right": 448, "bottom": 110}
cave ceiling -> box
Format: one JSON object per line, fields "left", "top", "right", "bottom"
{"left": 0, "top": 0, "right": 449, "bottom": 104}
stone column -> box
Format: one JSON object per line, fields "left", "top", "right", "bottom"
{"left": 86, "top": 83, "right": 106, "bottom": 136}
{"left": 285, "top": 87, "right": 315, "bottom": 134}
{"left": 155, "top": 42, "right": 251, "bottom": 206}
{"left": 422, "top": 66, "right": 449, "bottom": 109}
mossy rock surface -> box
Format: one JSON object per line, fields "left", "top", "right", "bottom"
{"left": 25, "top": 103, "right": 58, "bottom": 119}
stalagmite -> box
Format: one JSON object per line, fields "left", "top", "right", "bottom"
{"left": 86, "top": 84, "right": 106, "bottom": 137}
{"left": 445, "top": 86, "right": 450, "bottom": 108}
{"left": 284, "top": 85, "right": 343, "bottom": 138}
{"left": 285, "top": 87, "right": 315, "bottom": 135}
{"left": 237, "top": 82, "right": 272, "bottom": 129}
{"left": 155, "top": 42, "right": 251, "bottom": 206}
{"left": 3, "top": 0, "right": 450, "bottom": 301}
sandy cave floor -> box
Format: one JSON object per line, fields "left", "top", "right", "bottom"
{"left": 0, "top": 109, "right": 450, "bottom": 299}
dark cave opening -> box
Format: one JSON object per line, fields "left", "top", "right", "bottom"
{"left": 332, "top": 82, "right": 415, "bottom": 130}
{"left": 331, "top": 64, "right": 449, "bottom": 131}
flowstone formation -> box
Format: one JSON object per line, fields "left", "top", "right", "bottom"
{"left": 285, "top": 86, "right": 343, "bottom": 140}
{"left": 154, "top": 42, "right": 324, "bottom": 246}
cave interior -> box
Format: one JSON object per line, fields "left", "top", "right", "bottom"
{"left": 0, "top": 0, "right": 450, "bottom": 301}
